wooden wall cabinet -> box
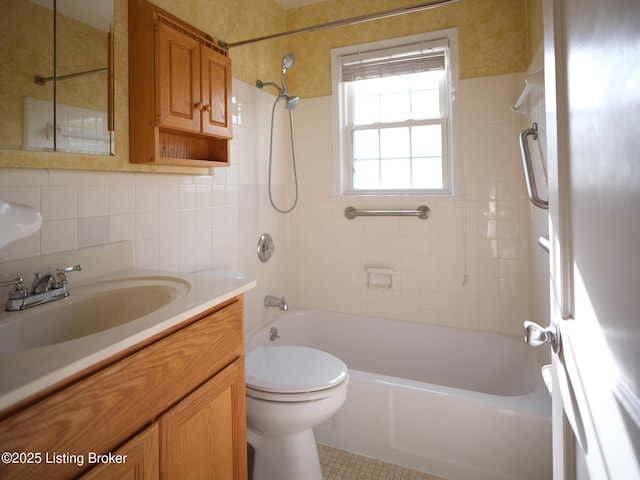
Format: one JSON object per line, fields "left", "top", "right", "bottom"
{"left": 0, "top": 297, "right": 247, "bottom": 480}
{"left": 129, "top": 0, "right": 232, "bottom": 167}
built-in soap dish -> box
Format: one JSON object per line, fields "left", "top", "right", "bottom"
{"left": 366, "top": 267, "right": 395, "bottom": 290}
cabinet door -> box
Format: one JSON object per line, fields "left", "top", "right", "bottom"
{"left": 201, "top": 46, "right": 232, "bottom": 138}
{"left": 81, "top": 424, "right": 159, "bottom": 480}
{"left": 156, "top": 21, "right": 201, "bottom": 133}
{"left": 160, "top": 357, "right": 247, "bottom": 480}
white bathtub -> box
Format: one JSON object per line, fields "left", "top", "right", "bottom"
{"left": 246, "top": 309, "right": 552, "bottom": 480}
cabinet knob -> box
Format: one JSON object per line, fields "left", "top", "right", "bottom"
{"left": 194, "top": 102, "right": 211, "bottom": 113}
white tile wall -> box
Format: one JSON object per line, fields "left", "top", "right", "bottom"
{"left": 0, "top": 75, "right": 535, "bottom": 337}
{"left": 0, "top": 167, "right": 239, "bottom": 273}
{"left": 24, "top": 97, "right": 112, "bottom": 154}
{"left": 288, "top": 72, "right": 530, "bottom": 335}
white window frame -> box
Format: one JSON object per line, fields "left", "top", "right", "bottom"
{"left": 331, "top": 29, "right": 460, "bottom": 197}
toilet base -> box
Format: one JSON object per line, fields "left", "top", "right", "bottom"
{"left": 247, "top": 427, "right": 323, "bottom": 480}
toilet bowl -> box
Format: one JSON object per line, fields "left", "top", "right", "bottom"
{"left": 245, "top": 345, "right": 349, "bottom": 480}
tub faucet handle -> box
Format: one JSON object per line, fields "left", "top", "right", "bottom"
{"left": 269, "top": 327, "right": 280, "bottom": 341}
{"left": 264, "top": 295, "right": 288, "bottom": 311}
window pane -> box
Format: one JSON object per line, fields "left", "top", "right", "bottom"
{"left": 417, "top": 70, "right": 443, "bottom": 89}
{"left": 353, "top": 160, "right": 380, "bottom": 189}
{"left": 381, "top": 159, "right": 411, "bottom": 189}
{"left": 380, "top": 92, "right": 410, "bottom": 122}
{"left": 354, "top": 96, "right": 379, "bottom": 124}
{"left": 412, "top": 157, "right": 443, "bottom": 189}
{"left": 380, "top": 127, "right": 410, "bottom": 159}
{"left": 353, "top": 130, "right": 379, "bottom": 159}
{"left": 353, "top": 78, "right": 380, "bottom": 96}
{"left": 379, "top": 75, "right": 411, "bottom": 94}
{"left": 411, "top": 90, "right": 441, "bottom": 119}
{"left": 411, "top": 125, "right": 442, "bottom": 157}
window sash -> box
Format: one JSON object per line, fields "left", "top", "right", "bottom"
{"left": 347, "top": 119, "right": 449, "bottom": 194}
{"left": 332, "top": 31, "right": 458, "bottom": 197}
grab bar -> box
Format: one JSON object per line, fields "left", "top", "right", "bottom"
{"left": 519, "top": 122, "right": 548, "bottom": 210}
{"left": 344, "top": 205, "right": 430, "bottom": 220}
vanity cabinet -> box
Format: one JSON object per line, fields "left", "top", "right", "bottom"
{"left": 0, "top": 297, "right": 247, "bottom": 480}
{"left": 129, "top": 0, "right": 232, "bottom": 167}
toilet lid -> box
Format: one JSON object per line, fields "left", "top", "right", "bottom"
{"left": 245, "top": 345, "right": 348, "bottom": 394}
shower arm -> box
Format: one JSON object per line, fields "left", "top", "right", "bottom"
{"left": 256, "top": 80, "right": 284, "bottom": 95}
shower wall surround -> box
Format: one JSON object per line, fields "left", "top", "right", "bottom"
{"left": 289, "top": 72, "right": 529, "bottom": 335}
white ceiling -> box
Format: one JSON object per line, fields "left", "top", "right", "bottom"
{"left": 275, "top": 0, "right": 326, "bottom": 9}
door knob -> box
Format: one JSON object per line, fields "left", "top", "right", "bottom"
{"left": 524, "top": 321, "right": 561, "bottom": 354}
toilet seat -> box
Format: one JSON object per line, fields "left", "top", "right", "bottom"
{"left": 245, "top": 346, "right": 348, "bottom": 401}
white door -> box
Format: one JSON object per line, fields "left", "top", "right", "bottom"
{"left": 541, "top": 0, "right": 640, "bottom": 478}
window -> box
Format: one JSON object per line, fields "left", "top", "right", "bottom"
{"left": 332, "top": 30, "right": 459, "bottom": 196}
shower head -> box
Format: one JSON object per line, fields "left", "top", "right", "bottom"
{"left": 256, "top": 52, "right": 299, "bottom": 108}
{"left": 282, "top": 53, "right": 295, "bottom": 72}
{"left": 284, "top": 95, "right": 300, "bottom": 110}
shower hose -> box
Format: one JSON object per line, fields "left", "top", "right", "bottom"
{"left": 267, "top": 95, "right": 299, "bottom": 214}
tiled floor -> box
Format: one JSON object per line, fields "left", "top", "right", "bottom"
{"left": 318, "top": 444, "right": 446, "bottom": 480}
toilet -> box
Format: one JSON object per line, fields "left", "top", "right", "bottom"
{"left": 245, "top": 345, "right": 349, "bottom": 480}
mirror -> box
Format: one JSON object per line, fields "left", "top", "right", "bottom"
{"left": 0, "top": 0, "right": 115, "bottom": 155}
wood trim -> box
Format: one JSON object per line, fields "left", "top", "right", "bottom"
{"left": 128, "top": 0, "right": 158, "bottom": 165}
{"left": 0, "top": 299, "right": 244, "bottom": 479}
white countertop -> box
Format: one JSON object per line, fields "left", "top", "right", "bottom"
{"left": 0, "top": 268, "right": 256, "bottom": 412}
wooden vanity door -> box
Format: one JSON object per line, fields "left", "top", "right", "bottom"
{"left": 156, "top": 21, "right": 201, "bottom": 133}
{"left": 81, "top": 425, "right": 159, "bottom": 480}
{"left": 200, "top": 45, "right": 232, "bottom": 138}
{"left": 159, "top": 357, "right": 247, "bottom": 480}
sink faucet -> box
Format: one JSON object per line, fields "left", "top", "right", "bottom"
{"left": 2, "top": 264, "right": 82, "bottom": 311}
{"left": 264, "top": 295, "right": 288, "bottom": 311}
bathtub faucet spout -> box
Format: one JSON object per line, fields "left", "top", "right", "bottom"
{"left": 264, "top": 295, "right": 288, "bottom": 311}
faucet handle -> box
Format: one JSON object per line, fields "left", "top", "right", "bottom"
{"left": 0, "top": 277, "right": 28, "bottom": 299}
{"left": 57, "top": 264, "right": 83, "bottom": 274}
{"left": 53, "top": 264, "right": 83, "bottom": 287}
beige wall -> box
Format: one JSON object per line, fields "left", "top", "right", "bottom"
{"left": 0, "top": 0, "right": 288, "bottom": 173}
{"left": 284, "top": 0, "right": 531, "bottom": 98}
{"left": 0, "top": 0, "right": 536, "bottom": 171}
{"left": 526, "top": 0, "right": 544, "bottom": 61}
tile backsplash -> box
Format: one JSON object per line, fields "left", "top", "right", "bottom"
{"left": 0, "top": 168, "right": 239, "bottom": 273}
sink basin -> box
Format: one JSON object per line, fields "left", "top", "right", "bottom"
{"left": 0, "top": 275, "right": 190, "bottom": 354}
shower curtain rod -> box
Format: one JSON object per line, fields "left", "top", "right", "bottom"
{"left": 221, "top": 0, "right": 464, "bottom": 49}
{"left": 35, "top": 67, "right": 108, "bottom": 86}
